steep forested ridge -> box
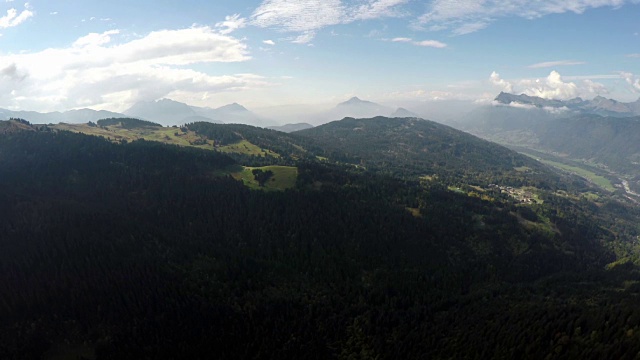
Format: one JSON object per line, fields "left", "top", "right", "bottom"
{"left": 1, "top": 120, "right": 640, "bottom": 359}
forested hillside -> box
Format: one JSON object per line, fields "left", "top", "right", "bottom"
{"left": 2, "top": 120, "right": 640, "bottom": 359}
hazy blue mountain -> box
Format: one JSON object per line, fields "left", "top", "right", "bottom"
{"left": 195, "top": 103, "right": 277, "bottom": 127}
{"left": 64, "top": 109, "right": 129, "bottom": 123}
{"left": 125, "top": 99, "right": 198, "bottom": 126}
{"left": 267, "top": 122, "right": 314, "bottom": 133}
{"left": 125, "top": 99, "right": 276, "bottom": 127}
{"left": 391, "top": 107, "right": 420, "bottom": 118}
{"left": 313, "top": 97, "right": 393, "bottom": 124}
{"left": 0, "top": 108, "right": 126, "bottom": 124}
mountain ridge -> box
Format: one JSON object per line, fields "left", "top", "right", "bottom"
{"left": 124, "top": 98, "right": 276, "bottom": 127}
{"left": 494, "top": 91, "right": 640, "bottom": 116}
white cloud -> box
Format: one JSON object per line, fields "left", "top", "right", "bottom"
{"left": 73, "top": 30, "right": 120, "bottom": 48}
{"left": 251, "top": 0, "right": 344, "bottom": 33}
{"left": 0, "top": 2, "right": 33, "bottom": 29}
{"left": 492, "top": 100, "right": 537, "bottom": 110}
{"left": 451, "top": 21, "right": 489, "bottom": 35}
{"left": 489, "top": 70, "right": 615, "bottom": 99}
{"left": 514, "top": 71, "right": 579, "bottom": 99}
{"left": 215, "top": 14, "right": 247, "bottom": 34}
{"left": 349, "top": 0, "right": 409, "bottom": 20}
{"left": 528, "top": 60, "right": 586, "bottom": 69}
{"left": 291, "top": 32, "right": 316, "bottom": 44}
{"left": 419, "top": 0, "right": 640, "bottom": 35}
{"left": 543, "top": 106, "right": 572, "bottom": 114}
{"left": 489, "top": 71, "right": 513, "bottom": 93}
{"left": 627, "top": 53, "right": 640, "bottom": 58}
{"left": 414, "top": 40, "right": 447, "bottom": 48}
{"left": 263, "top": 39, "right": 275, "bottom": 45}
{"left": 0, "top": 26, "right": 269, "bottom": 112}
{"left": 251, "top": 0, "right": 408, "bottom": 42}
{"left": 390, "top": 37, "right": 447, "bottom": 48}
{"left": 620, "top": 72, "right": 640, "bottom": 91}
{"left": 582, "top": 79, "right": 609, "bottom": 95}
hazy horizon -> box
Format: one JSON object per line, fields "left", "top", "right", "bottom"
{"left": 0, "top": 0, "right": 638, "bottom": 114}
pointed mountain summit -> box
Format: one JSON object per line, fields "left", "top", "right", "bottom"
{"left": 215, "top": 102, "right": 249, "bottom": 112}
{"left": 193, "top": 103, "right": 276, "bottom": 127}
{"left": 124, "top": 99, "right": 276, "bottom": 127}
{"left": 338, "top": 97, "right": 372, "bottom": 106}
{"left": 125, "top": 99, "right": 197, "bottom": 126}
{"left": 322, "top": 96, "right": 393, "bottom": 122}
{"left": 391, "top": 107, "right": 420, "bottom": 118}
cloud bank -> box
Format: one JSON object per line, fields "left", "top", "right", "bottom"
{"left": 528, "top": 60, "right": 586, "bottom": 69}
{"left": 391, "top": 37, "right": 447, "bottom": 48}
{"left": 0, "top": 26, "right": 267, "bottom": 112}
{"left": 490, "top": 70, "right": 614, "bottom": 100}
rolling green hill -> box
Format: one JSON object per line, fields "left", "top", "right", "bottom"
{"left": 294, "top": 116, "right": 576, "bottom": 189}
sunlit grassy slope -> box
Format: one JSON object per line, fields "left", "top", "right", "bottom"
{"left": 230, "top": 165, "right": 298, "bottom": 191}
{"left": 53, "top": 123, "right": 214, "bottom": 149}
{"left": 218, "top": 140, "right": 280, "bottom": 157}
{"left": 51, "top": 121, "right": 295, "bottom": 190}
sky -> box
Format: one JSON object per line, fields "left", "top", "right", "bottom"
{"left": 0, "top": 0, "right": 639, "bottom": 113}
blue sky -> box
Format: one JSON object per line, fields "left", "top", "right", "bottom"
{"left": 0, "top": 0, "right": 639, "bottom": 112}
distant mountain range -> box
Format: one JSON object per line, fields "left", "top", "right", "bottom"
{"left": 494, "top": 92, "right": 640, "bottom": 117}
{"left": 310, "top": 97, "right": 421, "bottom": 124}
{"left": 459, "top": 92, "right": 640, "bottom": 134}
{"left": 0, "top": 108, "right": 127, "bottom": 124}
{"left": 0, "top": 99, "right": 277, "bottom": 127}
{"left": 124, "top": 99, "right": 276, "bottom": 127}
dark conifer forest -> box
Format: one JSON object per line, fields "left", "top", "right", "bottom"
{"left": 2, "top": 119, "right": 640, "bottom": 359}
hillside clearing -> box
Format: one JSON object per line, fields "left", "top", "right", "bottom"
{"left": 231, "top": 165, "right": 297, "bottom": 191}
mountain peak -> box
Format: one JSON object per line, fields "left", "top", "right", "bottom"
{"left": 491, "top": 92, "right": 640, "bottom": 116}
{"left": 216, "top": 103, "right": 248, "bottom": 112}
{"left": 391, "top": 107, "right": 419, "bottom": 118}
{"left": 340, "top": 97, "right": 369, "bottom": 106}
